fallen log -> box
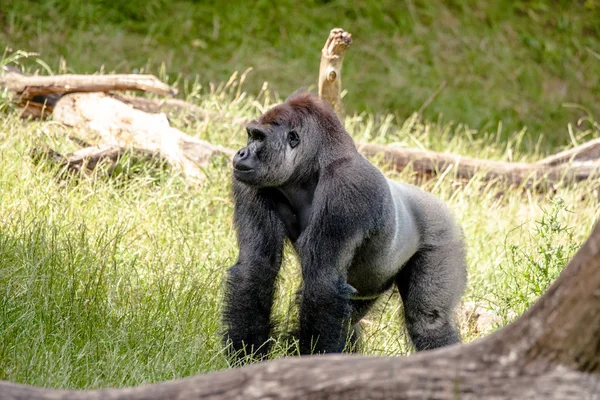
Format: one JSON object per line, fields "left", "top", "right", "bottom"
{"left": 358, "top": 142, "right": 600, "bottom": 188}
{"left": 2, "top": 219, "right": 599, "bottom": 399}
{"left": 0, "top": 67, "right": 246, "bottom": 125}
{"left": 0, "top": 71, "right": 177, "bottom": 98}
{"left": 52, "top": 93, "right": 236, "bottom": 182}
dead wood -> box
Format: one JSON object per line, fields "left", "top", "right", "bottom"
{"left": 0, "top": 72, "right": 177, "bottom": 99}
{"left": 535, "top": 137, "right": 600, "bottom": 166}
{"left": 318, "top": 28, "right": 352, "bottom": 120}
{"left": 17, "top": 99, "right": 56, "bottom": 119}
{"left": 358, "top": 142, "right": 600, "bottom": 187}
{"left": 2, "top": 219, "right": 600, "bottom": 399}
{"left": 0, "top": 67, "right": 243, "bottom": 124}
{"left": 52, "top": 93, "right": 235, "bottom": 182}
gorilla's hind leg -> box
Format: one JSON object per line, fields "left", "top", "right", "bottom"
{"left": 395, "top": 243, "right": 466, "bottom": 351}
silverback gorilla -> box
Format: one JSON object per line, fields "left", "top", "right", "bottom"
{"left": 224, "top": 91, "right": 467, "bottom": 358}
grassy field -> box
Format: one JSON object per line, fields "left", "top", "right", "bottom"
{"left": 2, "top": 0, "right": 600, "bottom": 150}
{"left": 1, "top": 69, "right": 599, "bottom": 388}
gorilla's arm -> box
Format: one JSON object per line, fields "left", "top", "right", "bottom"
{"left": 223, "top": 182, "right": 287, "bottom": 358}
{"left": 295, "top": 170, "right": 372, "bottom": 354}
{"left": 296, "top": 228, "right": 360, "bottom": 354}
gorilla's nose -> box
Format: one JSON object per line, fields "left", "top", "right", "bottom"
{"left": 235, "top": 148, "right": 248, "bottom": 160}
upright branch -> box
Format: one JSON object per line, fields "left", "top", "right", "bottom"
{"left": 318, "top": 28, "right": 352, "bottom": 120}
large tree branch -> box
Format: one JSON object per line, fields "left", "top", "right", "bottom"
{"left": 358, "top": 142, "right": 600, "bottom": 188}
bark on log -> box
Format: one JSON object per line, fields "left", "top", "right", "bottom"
{"left": 17, "top": 99, "right": 56, "bottom": 119}
{"left": 2, "top": 220, "right": 600, "bottom": 399}
{"left": 0, "top": 72, "right": 177, "bottom": 98}
{"left": 358, "top": 142, "right": 600, "bottom": 188}
{"left": 318, "top": 28, "right": 352, "bottom": 121}
{"left": 52, "top": 93, "right": 235, "bottom": 182}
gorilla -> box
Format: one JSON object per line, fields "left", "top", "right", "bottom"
{"left": 223, "top": 91, "right": 467, "bottom": 358}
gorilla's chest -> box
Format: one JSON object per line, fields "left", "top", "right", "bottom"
{"left": 265, "top": 185, "right": 316, "bottom": 242}
{"left": 272, "top": 200, "right": 311, "bottom": 241}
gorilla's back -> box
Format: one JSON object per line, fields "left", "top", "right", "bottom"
{"left": 388, "top": 179, "right": 461, "bottom": 247}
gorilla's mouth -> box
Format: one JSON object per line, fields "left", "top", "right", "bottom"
{"left": 233, "top": 164, "right": 254, "bottom": 172}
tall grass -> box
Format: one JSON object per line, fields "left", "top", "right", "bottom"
{"left": 0, "top": 74, "right": 598, "bottom": 388}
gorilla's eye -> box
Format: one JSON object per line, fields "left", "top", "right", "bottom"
{"left": 288, "top": 130, "right": 300, "bottom": 148}
{"left": 246, "top": 126, "right": 265, "bottom": 141}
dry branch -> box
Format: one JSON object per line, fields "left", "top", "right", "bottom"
{"left": 318, "top": 28, "right": 352, "bottom": 120}
{"left": 52, "top": 93, "right": 235, "bottom": 182}
{"left": 2, "top": 220, "right": 600, "bottom": 399}
{"left": 0, "top": 72, "right": 177, "bottom": 99}
{"left": 358, "top": 142, "right": 600, "bottom": 187}
{"left": 535, "top": 137, "right": 600, "bottom": 166}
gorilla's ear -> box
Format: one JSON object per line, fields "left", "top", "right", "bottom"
{"left": 288, "top": 130, "right": 300, "bottom": 148}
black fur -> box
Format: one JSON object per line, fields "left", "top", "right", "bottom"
{"left": 223, "top": 91, "right": 467, "bottom": 358}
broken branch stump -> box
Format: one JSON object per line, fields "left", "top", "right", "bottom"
{"left": 318, "top": 28, "right": 352, "bottom": 121}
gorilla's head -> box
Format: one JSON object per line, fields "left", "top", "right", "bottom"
{"left": 232, "top": 91, "right": 352, "bottom": 187}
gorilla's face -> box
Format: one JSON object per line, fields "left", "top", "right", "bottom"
{"left": 233, "top": 122, "right": 301, "bottom": 187}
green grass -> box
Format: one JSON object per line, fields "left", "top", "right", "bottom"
{"left": 2, "top": 0, "right": 600, "bottom": 150}
{"left": 0, "top": 73, "right": 599, "bottom": 388}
